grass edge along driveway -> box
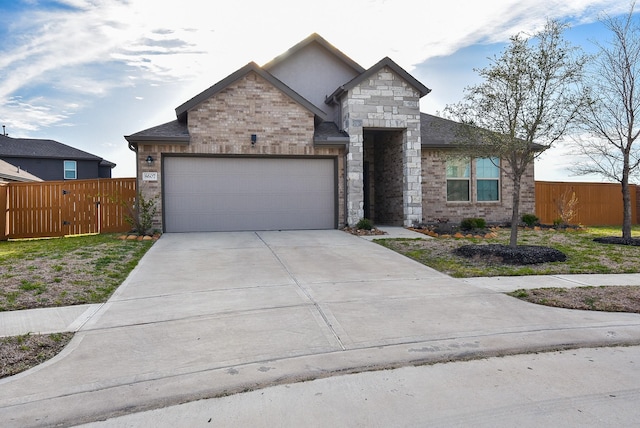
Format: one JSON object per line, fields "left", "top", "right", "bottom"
{"left": 1, "top": 233, "right": 154, "bottom": 378}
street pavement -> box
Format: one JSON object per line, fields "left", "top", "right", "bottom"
{"left": 0, "top": 228, "right": 639, "bottom": 427}
{"left": 81, "top": 345, "right": 640, "bottom": 427}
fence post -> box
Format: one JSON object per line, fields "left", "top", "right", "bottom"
{"left": 0, "top": 183, "right": 7, "bottom": 241}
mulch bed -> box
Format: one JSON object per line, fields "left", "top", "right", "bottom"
{"left": 342, "top": 227, "right": 387, "bottom": 236}
{"left": 594, "top": 236, "right": 640, "bottom": 246}
{"left": 454, "top": 244, "right": 567, "bottom": 265}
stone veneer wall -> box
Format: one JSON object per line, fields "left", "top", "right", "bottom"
{"left": 342, "top": 66, "right": 422, "bottom": 227}
{"left": 137, "top": 71, "right": 346, "bottom": 231}
{"left": 421, "top": 150, "right": 535, "bottom": 224}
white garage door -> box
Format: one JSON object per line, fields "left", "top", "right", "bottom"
{"left": 163, "top": 157, "right": 336, "bottom": 232}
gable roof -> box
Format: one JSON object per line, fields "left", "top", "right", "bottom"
{"left": 0, "top": 134, "right": 113, "bottom": 165}
{"left": 420, "top": 113, "right": 546, "bottom": 151}
{"left": 263, "top": 33, "right": 365, "bottom": 75}
{"left": 175, "top": 62, "right": 328, "bottom": 123}
{"left": 327, "top": 57, "right": 431, "bottom": 103}
{"left": 125, "top": 120, "right": 190, "bottom": 146}
{"left": 0, "top": 159, "right": 42, "bottom": 182}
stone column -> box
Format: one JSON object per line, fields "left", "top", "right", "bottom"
{"left": 403, "top": 124, "right": 423, "bottom": 226}
{"left": 346, "top": 120, "right": 364, "bottom": 226}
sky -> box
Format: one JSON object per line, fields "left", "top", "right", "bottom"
{"left": 0, "top": 0, "right": 636, "bottom": 181}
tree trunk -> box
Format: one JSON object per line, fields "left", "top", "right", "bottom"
{"left": 510, "top": 178, "right": 521, "bottom": 247}
{"left": 622, "top": 150, "right": 632, "bottom": 240}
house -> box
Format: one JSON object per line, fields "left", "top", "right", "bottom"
{"left": 0, "top": 159, "right": 43, "bottom": 182}
{"left": 0, "top": 134, "right": 115, "bottom": 181}
{"left": 125, "top": 33, "right": 535, "bottom": 233}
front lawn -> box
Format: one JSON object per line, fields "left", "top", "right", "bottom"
{"left": 376, "top": 226, "right": 640, "bottom": 278}
{"left": 0, "top": 234, "right": 154, "bottom": 311}
{"left": 0, "top": 233, "right": 154, "bottom": 379}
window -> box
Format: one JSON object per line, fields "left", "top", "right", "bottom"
{"left": 446, "top": 158, "right": 470, "bottom": 201}
{"left": 476, "top": 157, "right": 500, "bottom": 201}
{"left": 64, "top": 160, "right": 77, "bottom": 180}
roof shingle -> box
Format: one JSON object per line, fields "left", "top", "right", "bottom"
{"left": 0, "top": 135, "right": 113, "bottom": 164}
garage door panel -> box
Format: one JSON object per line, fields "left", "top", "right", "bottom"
{"left": 164, "top": 157, "right": 336, "bottom": 232}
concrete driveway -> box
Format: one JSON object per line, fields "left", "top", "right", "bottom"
{"left": 2, "top": 230, "right": 640, "bottom": 427}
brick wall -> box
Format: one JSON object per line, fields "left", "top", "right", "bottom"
{"left": 421, "top": 150, "right": 535, "bottom": 224}
{"left": 138, "top": 71, "right": 346, "bottom": 230}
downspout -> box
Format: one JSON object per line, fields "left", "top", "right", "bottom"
{"left": 127, "top": 141, "right": 139, "bottom": 182}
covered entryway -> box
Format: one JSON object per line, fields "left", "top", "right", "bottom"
{"left": 363, "top": 129, "right": 405, "bottom": 225}
{"left": 163, "top": 157, "right": 336, "bottom": 232}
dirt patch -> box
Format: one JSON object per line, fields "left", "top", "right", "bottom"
{"left": 510, "top": 286, "right": 640, "bottom": 313}
{"left": 1, "top": 333, "right": 73, "bottom": 378}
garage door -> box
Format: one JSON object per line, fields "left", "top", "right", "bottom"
{"left": 163, "top": 157, "right": 336, "bottom": 232}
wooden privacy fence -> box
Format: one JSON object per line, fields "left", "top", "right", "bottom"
{"left": 1, "top": 178, "right": 136, "bottom": 240}
{"left": 535, "top": 181, "right": 639, "bottom": 226}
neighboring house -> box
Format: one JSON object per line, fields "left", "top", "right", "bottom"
{"left": 0, "top": 134, "right": 115, "bottom": 181}
{"left": 0, "top": 159, "right": 43, "bottom": 182}
{"left": 125, "top": 33, "right": 535, "bottom": 233}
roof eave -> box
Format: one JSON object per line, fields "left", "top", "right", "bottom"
{"left": 124, "top": 135, "right": 190, "bottom": 144}
{"left": 0, "top": 172, "right": 42, "bottom": 182}
{"left": 313, "top": 137, "right": 349, "bottom": 147}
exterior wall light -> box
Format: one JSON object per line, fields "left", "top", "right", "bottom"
{"left": 146, "top": 155, "right": 154, "bottom": 165}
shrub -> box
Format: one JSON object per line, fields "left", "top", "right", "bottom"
{"left": 356, "top": 218, "right": 373, "bottom": 230}
{"left": 124, "top": 192, "right": 158, "bottom": 236}
{"left": 556, "top": 190, "right": 579, "bottom": 225}
{"left": 521, "top": 213, "right": 539, "bottom": 227}
{"left": 460, "top": 217, "right": 486, "bottom": 231}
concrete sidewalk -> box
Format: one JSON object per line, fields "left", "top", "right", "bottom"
{"left": 0, "top": 304, "right": 102, "bottom": 338}
{"left": 1, "top": 229, "right": 640, "bottom": 427}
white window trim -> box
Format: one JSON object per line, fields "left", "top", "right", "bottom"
{"left": 446, "top": 158, "right": 471, "bottom": 202}
{"left": 475, "top": 157, "right": 501, "bottom": 203}
{"left": 64, "top": 160, "right": 77, "bottom": 180}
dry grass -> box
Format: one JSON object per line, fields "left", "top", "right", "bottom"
{"left": 1, "top": 333, "right": 73, "bottom": 378}
{"left": 509, "top": 286, "right": 640, "bottom": 313}
{"left": 0, "top": 234, "right": 154, "bottom": 379}
{"left": 0, "top": 234, "right": 154, "bottom": 311}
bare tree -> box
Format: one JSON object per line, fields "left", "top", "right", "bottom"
{"left": 446, "top": 20, "right": 588, "bottom": 247}
{"left": 571, "top": 3, "right": 640, "bottom": 240}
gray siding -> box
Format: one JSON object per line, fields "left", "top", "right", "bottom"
{"left": 266, "top": 42, "right": 360, "bottom": 119}
{"left": 0, "top": 157, "right": 107, "bottom": 181}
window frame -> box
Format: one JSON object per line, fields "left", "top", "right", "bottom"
{"left": 475, "top": 157, "right": 500, "bottom": 202}
{"left": 446, "top": 157, "right": 471, "bottom": 202}
{"left": 63, "top": 160, "right": 77, "bottom": 180}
